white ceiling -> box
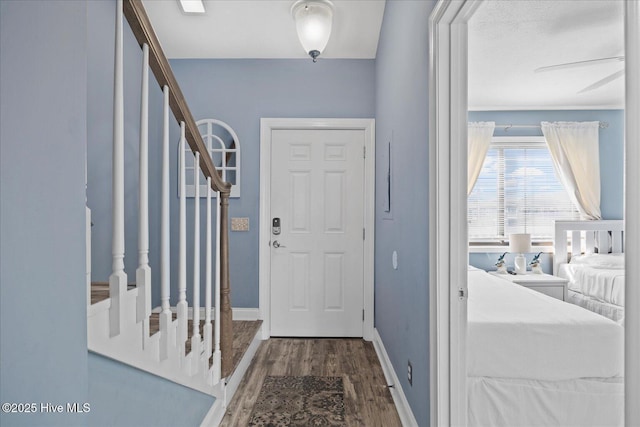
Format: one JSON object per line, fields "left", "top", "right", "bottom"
{"left": 142, "top": 0, "right": 386, "bottom": 59}
{"left": 468, "top": 0, "right": 625, "bottom": 110}
{"left": 143, "top": 0, "right": 625, "bottom": 110}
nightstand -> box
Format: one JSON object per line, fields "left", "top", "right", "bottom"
{"left": 489, "top": 271, "right": 568, "bottom": 301}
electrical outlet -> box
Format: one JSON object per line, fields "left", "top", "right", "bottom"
{"left": 407, "top": 360, "right": 413, "bottom": 386}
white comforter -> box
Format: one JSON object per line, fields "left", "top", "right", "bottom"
{"left": 467, "top": 269, "right": 624, "bottom": 381}
{"left": 558, "top": 263, "right": 625, "bottom": 306}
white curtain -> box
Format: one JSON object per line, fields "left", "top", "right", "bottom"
{"left": 541, "top": 121, "right": 602, "bottom": 220}
{"left": 468, "top": 122, "right": 495, "bottom": 195}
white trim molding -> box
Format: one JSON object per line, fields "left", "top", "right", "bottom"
{"left": 200, "top": 324, "right": 264, "bottom": 427}
{"left": 372, "top": 329, "right": 418, "bottom": 427}
{"left": 200, "top": 400, "right": 225, "bottom": 427}
{"left": 429, "top": 1, "right": 482, "bottom": 425}
{"left": 259, "top": 118, "right": 375, "bottom": 341}
{"left": 625, "top": 2, "right": 640, "bottom": 425}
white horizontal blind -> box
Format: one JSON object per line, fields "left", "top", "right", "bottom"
{"left": 468, "top": 137, "right": 580, "bottom": 243}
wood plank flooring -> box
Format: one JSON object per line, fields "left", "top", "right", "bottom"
{"left": 148, "top": 314, "right": 261, "bottom": 375}
{"left": 220, "top": 338, "right": 402, "bottom": 427}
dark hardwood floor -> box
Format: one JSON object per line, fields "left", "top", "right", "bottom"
{"left": 220, "top": 338, "right": 402, "bottom": 427}
{"left": 90, "top": 285, "right": 399, "bottom": 425}
{"left": 149, "top": 316, "right": 261, "bottom": 374}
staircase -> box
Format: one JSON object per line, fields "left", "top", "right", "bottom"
{"left": 89, "top": 286, "right": 219, "bottom": 396}
{"left": 85, "top": 0, "right": 253, "bottom": 421}
{"left": 89, "top": 282, "right": 261, "bottom": 394}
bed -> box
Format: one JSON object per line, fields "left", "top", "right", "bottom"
{"left": 467, "top": 267, "right": 624, "bottom": 427}
{"left": 554, "top": 220, "right": 625, "bottom": 324}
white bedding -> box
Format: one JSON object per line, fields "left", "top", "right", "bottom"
{"left": 467, "top": 269, "right": 624, "bottom": 426}
{"left": 557, "top": 253, "right": 626, "bottom": 323}
{"left": 468, "top": 377, "right": 624, "bottom": 427}
{"left": 467, "top": 269, "right": 624, "bottom": 381}
{"left": 566, "top": 289, "right": 625, "bottom": 324}
{"left": 558, "top": 263, "right": 625, "bottom": 307}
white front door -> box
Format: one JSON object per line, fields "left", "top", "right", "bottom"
{"left": 270, "top": 128, "right": 365, "bottom": 337}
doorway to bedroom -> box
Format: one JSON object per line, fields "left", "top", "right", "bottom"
{"left": 429, "top": 0, "right": 639, "bottom": 425}
{"left": 464, "top": 1, "right": 631, "bottom": 427}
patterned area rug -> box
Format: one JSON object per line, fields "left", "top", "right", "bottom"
{"left": 248, "top": 376, "right": 345, "bottom": 427}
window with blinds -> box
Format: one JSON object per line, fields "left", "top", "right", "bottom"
{"left": 468, "top": 136, "right": 580, "bottom": 245}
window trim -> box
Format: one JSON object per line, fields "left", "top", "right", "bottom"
{"left": 468, "top": 242, "right": 554, "bottom": 253}
{"left": 181, "top": 118, "right": 241, "bottom": 198}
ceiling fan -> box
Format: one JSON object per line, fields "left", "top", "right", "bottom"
{"left": 534, "top": 56, "right": 625, "bottom": 93}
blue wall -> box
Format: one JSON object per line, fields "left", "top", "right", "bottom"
{"left": 0, "top": 2, "right": 89, "bottom": 426}
{"left": 89, "top": 52, "right": 374, "bottom": 308}
{"left": 169, "top": 59, "right": 375, "bottom": 307}
{"left": 374, "top": 1, "right": 436, "bottom": 425}
{"left": 468, "top": 110, "right": 624, "bottom": 272}
{"left": 88, "top": 353, "right": 214, "bottom": 427}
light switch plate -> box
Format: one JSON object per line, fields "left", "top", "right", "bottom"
{"left": 231, "top": 217, "right": 249, "bottom": 231}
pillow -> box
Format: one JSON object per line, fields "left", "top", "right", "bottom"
{"left": 569, "top": 253, "right": 625, "bottom": 269}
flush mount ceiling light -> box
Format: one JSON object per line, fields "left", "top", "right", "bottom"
{"left": 178, "top": 0, "right": 205, "bottom": 14}
{"left": 291, "top": 0, "right": 334, "bottom": 62}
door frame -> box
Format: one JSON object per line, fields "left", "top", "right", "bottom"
{"left": 429, "top": 1, "right": 480, "bottom": 425}
{"left": 259, "top": 118, "right": 375, "bottom": 341}
{"left": 429, "top": 0, "right": 640, "bottom": 425}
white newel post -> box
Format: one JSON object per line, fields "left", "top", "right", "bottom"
{"left": 159, "top": 85, "right": 172, "bottom": 360}
{"left": 204, "top": 177, "right": 213, "bottom": 361}
{"left": 177, "top": 122, "right": 188, "bottom": 352}
{"left": 136, "top": 43, "right": 151, "bottom": 343}
{"left": 109, "top": 0, "right": 127, "bottom": 337}
{"left": 191, "top": 152, "right": 202, "bottom": 369}
{"left": 213, "top": 190, "right": 222, "bottom": 384}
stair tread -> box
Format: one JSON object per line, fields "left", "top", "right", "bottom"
{"left": 90, "top": 283, "right": 261, "bottom": 378}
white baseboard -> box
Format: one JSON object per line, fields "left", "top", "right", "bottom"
{"left": 231, "top": 308, "right": 260, "bottom": 321}
{"left": 373, "top": 328, "right": 418, "bottom": 427}
{"left": 152, "top": 306, "right": 260, "bottom": 321}
{"left": 200, "top": 323, "right": 264, "bottom": 427}
{"left": 223, "top": 323, "right": 263, "bottom": 404}
{"left": 200, "top": 397, "right": 226, "bottom": 427}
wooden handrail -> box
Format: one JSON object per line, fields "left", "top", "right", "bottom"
{"left": 123, "top": 0, "right": 231, "bottom": 195}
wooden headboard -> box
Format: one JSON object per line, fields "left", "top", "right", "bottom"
{"left": 553, "top": 220, "right": 625, "bottom": 275}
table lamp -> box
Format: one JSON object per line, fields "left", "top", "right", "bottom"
{"left": 509, "top": 233, "right": 531, "bottom": 274}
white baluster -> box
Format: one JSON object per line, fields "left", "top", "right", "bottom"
{"left": 136, "top": 43, "right": 151, "bottom": 345}
{"left": 177, "top": 121, "right": 188, "bottom": 353}
{"left": 204, "top": 177, "right": 213, "bottom": 362}
{"left": 159, "top": 85, "right": 172, "bottom": 361}
{"left": 213, "top": 190, "right": 222, "bottom": 384}
{"left": 109, "top": 0, "right": 127, "bottom": 337}
{"left": 191, "top": 152, "right": 202, "bottom": 368}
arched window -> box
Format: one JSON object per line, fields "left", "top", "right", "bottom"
{"left": 183, "top": 119, "right": 241, "bottom": 198}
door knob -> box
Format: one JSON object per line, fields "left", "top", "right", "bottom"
{"left": 272, "top": 240, "right": 286, "bottom": 248}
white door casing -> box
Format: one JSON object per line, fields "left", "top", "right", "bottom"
{"left": 429, "top": 1, "right": 482, "bottom": 426}
{"left": 270, "top": 129, "right": 364, "bottom": 337}
{"left": 260, "top": 118, "right": 375, "bottom": 341}
{"left": 625, "top": 2, "right": 640, "bottom": 424}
